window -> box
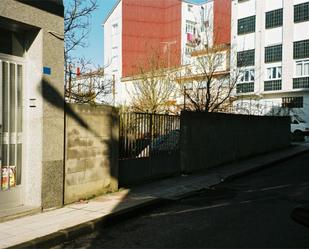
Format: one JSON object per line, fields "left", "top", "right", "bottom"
{"left": 237, "top": 68, "right": 255, "bottom": 93}
{"left": 282, "top": 97, "right": 303, "bottom": 108}
{"left": 112, "top": 23, "right": 119, "bottom": 35}
{"left": 112, "top": 46, "right": 118, "bottom": 56}
{"left": 237, "top": 49, "right": 255, "bottom": 67}
{"left": 265, "top": 44, "right": 282, "bottom": 63}
{"left": 294, "top": 2, "right": 309, "bottom": 23}
{"left": 185, "top": 46, "right": 194, "bottom": 55}
{"left": 186, "top": 20, "right": 196, "bottom": 34}
{"left": 266, "top": 66, "right": 282, "bottom": 80}
{"left": 188, "top": 4, "right": 193, "bottom": 12}
{"left": 265, "top": 65, "right": 282, "bottom": 91}
{"left": 294, "top": 59, "right": 309, "bottom": 88}
{"left": 240, "top": 68, "right": 255, "bottom": 83}
{"left": 0, "top": 28, "right": 24, "bottom": 57}
{"left": 266, "top": 9, "right": 283, "bottom": 29}
{"left": 238, "top": 16, "right": 255, "bottom": 35}
{"left": 294, "top": 40, "right": 309, "bottom": 59}
{"left": 295, "top": 60, "right": 309, "bottom": 77}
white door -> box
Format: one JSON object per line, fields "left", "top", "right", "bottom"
{"left": 0, "top": 54, "right": 24, "bottom": 209}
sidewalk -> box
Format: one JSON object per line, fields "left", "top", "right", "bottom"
{"left": 1, "top": 143, "right": 309, "bottom": 249}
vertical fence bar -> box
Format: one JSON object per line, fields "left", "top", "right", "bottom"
{"left": 119, "top": 113, "right": 123, "bottom": 159}
{"left": 128, "top": 113, "right": 132, "bottom": 159}
{"left": 136, "top": 113, "right": 139, "bottom": 157}
{"left": 145, "top": 113, "right": 148, "bottom": 157}
{"left": 128, "top": 113, "right": 131, "bottom": 158}
{"left": 141, "top": 113, "right": 144, "bottom": 157}
{"left": 119, "top": 112, "right": 180, "bottom": 160}
{"left": 130, "top": 113, "right": 134, "bottom": 158}
{"left": 123, "top": 113, "right": 128, "bottom": 158}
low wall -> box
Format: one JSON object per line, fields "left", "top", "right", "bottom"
{"left": 119, "top": 152, "right": 180, "bottom": 187}
{"left": 180, "top": 112, "right": 290, "bottom": 173}
{"left": 64, "top": 104, "right": 119, "bottom": 204}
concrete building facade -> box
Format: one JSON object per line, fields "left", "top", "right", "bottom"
{"left": 103, "top": 0, "right": 231, "bottom": 105}
{"left": 232, "top": 0, "right": 309, "bottom": 121}
{"left": 0, "top": 0, "right": 65, "bottom": 213}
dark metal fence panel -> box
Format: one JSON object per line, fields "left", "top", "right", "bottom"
{"left": 119, "top": 112, "right": 180, "bottom": 160}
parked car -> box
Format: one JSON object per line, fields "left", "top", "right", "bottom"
{"left": 291, "top": 115, "right": 309, "bottom": 141}
{"left": 137, "top": 129, "right": 180, "bottom": 157}
{"left": 150, "top": 129, "right": 180, "bottom": 153}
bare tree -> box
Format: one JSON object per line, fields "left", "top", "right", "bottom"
{"left": 179, "top": 44, "right": 240, "bottom": 112}
{"left": 64, "top": 0, "right": 112, "bottom": 104}
{"left": 64, "top": 0, "right": 97, "bottom": 60}
{"left": 66, "top": 58, "right": 113, "bottom": 104}
{"left": 176, "top": 3, "right": 241, "bottom": 112}
{"left": 127, "top": 50, "right": 180, "bottom": 114}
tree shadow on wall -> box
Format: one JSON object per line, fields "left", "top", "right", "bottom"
{"left": 39, "top": 79, "right": 119, "bottom": 200}
{"left": 41, "top": 79, "right": 90, "bottom": 132}
{"left": 39, "top": 79, "right": 169, "bottom": 249}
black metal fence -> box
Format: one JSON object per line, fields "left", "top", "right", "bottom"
{"left": 119, "top": 112, "right": 180, "bottom": 160}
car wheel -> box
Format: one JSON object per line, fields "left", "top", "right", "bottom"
{"left": 294, "top": 130, "right": 304, "bottom": 142}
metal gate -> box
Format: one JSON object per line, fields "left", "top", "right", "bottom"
{"left": 119, "top": 112, "right": 181, "bottom": 186}
{"left": 0, "top": 54, "right": 24, "bottom": 209}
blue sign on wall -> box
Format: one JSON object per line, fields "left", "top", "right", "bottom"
{"left": 43, "top": 67, "right": 51, "bottom": 75}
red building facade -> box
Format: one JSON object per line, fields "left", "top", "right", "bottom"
{"left": 213, "top": 0, "right": 231, "bottom": 46}
{"left": 122, "top": 0, "right": 182, "bottom": 77}
{"left": 112, "top": 0, "right": 231, "bottom": 78}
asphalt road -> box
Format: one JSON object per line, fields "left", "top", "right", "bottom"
{"left": 55, "top": 153, "right": 309, "bottom": 248}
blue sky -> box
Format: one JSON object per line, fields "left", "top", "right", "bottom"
{"left": 69, "top": 0, "right": 208, "bottom": 66}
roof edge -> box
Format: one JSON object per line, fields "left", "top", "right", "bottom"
{"left": 102, "top": 0, "right": 121, "bottom": 26}
{"left": 102, "top": 0, "right": 211, "bottom": 26}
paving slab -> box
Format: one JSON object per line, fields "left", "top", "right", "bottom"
{"left": 1, "top": 143, "right": 309, "bottom": 249}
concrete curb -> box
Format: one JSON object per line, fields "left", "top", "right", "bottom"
{"left": 8, "top": 198, "right": 166, "bottom": 249}
{"left": 224, "top": 146, "right": 309, "bottom": 182}
{"left": 7, "top": 145, "right": 309, "bottom": 249}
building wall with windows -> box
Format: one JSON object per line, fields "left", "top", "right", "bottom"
{"left": 181, "top": 1, "right": 214, "bottom": 65}
{"left": 232, "top": 0, "right": 309, "bottom": 121}
{"left": 103, "top": 0, "right": 123, "bottom": 104}
{"left": 103, "top": 0, "right": 231, "bottom": 106}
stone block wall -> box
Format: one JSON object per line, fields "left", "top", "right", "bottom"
{"left": 64, "top": 104, "right": 119, "bottom": 204}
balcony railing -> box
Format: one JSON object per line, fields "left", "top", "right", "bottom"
{"left": 293, "top": 77, "right": 309, "bottom": 89}
{"left": 236, "top": 82, "right": 254, "bottom": 93}
{"left": 264, "top": 80, "right": 282, "bottom": 91}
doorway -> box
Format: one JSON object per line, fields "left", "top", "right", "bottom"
{"left": 0, "top": 54, "right": 24, "bottom": 209}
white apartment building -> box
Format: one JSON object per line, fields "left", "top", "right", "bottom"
{"left": 181, "top": 0, "right": 215, "bottom": 65}
{"left": 232, "top": 0, "right": 309, "bottom": 121}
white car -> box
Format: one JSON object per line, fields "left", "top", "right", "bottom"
{"left": 291, "top": 115, "right": 309, "bottom": 139}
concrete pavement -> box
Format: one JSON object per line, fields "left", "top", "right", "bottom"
{"left": 1, "top": 143, "right": 309, "bottom": 249}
